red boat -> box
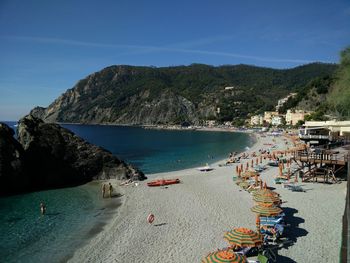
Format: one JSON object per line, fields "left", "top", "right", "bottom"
{"left": 147, "top": 178, "right": 180, "bottom": 187}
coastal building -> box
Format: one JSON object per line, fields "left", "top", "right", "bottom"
{"left": 275, "top": 93, "right": 297, "bottom": 111}
{"left": 271, "top": 115, "right": 284, "bottom": 126}
{"left": 250, "top": 115, "right": 263, "bottom": 126}
{"left": 285, "top": 109, "right": 309, "bottom": 126}
{"left": 299, "top": 120, "right": 350, "bottom": 145}
{"left": 264, "top": 111, "right": 279, "bottom": 124}
{"left": 224, "top": 86, "right": 234, "bottom": 90}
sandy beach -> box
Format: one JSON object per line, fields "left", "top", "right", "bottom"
{"left": 68, "top": 133, "right": 346, "bottom": 263}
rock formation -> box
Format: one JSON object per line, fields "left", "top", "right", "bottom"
{"left": 0, "top": 116, "right": 145, "bottom": 196}
{"left": 0, "top": 123, "right": 26, "bottom": 195}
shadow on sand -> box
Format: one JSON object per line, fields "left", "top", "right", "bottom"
{"left": 268, "top": 207, "right": 308, "bottom": 263}
{"left": 153, "top": 222, "right": 167, "bottom": 227}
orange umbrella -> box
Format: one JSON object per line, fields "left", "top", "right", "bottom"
{"left": 278, "top": 164, "right": 283, "bottom": 176}
{"left": 224, "top": 227, "right": 262, "bottom": 248}
{"left": 202, "top": 250, "right": 247, "bottom": 263}
{"left": 253, "top": 189, "right": 279, "bottom": 197}
{"left": 251, "top": 204, "right": 283, "bottom": 216}
{"left": 253, "top": 194, "right": 281, "bottom": 205}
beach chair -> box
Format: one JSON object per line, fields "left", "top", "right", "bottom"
{"left": 257, "top": 254, "right": 269, "bottom": 263}
{"left": 289, "top": 185, "right": 304, "bottom": 192}
{"left": 260, "top": 217, "right": 283, "bottom": 227}
{"left": 274, "top": 177, "right": 287, "bottom": 184}
{"left": 235, "top": 247, "right": 252, "bottom": 256}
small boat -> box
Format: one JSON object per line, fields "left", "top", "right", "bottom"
{"left": 147, "top": 178, "right": 180, "bottom": 187}
{"left": 196, "top": 164, "right": 213, "bottom": 172}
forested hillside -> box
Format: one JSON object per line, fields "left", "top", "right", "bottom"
{"left": 30, "top": 63, "right": 337, "bottom": 125}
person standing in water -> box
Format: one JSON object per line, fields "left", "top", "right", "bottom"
{"left": 40, "top": 202, "right": 46, "bottom": 215}
{"left": 102, "top": 183, "right": 106, "bottom": 198}
{"left": 108, "top": 182, "right": 113, "bottom": 198}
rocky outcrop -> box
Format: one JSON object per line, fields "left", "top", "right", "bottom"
{"left": 0, "top": 116, "right": 145, "bottom": 196}
{"left": 0, "top": 123, "right": 26, "bottom": 194}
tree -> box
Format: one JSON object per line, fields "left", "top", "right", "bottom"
{"left": 327, "top": 46, "right": 350, "bottom": 119}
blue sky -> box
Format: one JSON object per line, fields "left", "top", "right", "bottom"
{"left": 1, "top": 0, "right": 349, "bottom": 120}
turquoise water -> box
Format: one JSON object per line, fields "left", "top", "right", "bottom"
{"left": 60, "top": 124, "right": 254, "bottom": 174}
{"left": 0, "top": 122, "right": 253, "bottom": 262}
{"left": 0, "top": 183, "right": 119, "bottom": 263}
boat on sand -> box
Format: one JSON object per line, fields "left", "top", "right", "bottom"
{"left": 147, "top": 178, "right": 180, "bottom": 187}
{"left": 196, "top": 164, "right": 213, "bottom": 172}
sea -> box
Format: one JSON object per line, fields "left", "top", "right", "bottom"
{"left": 0, "top": 122, "right": 254, "bottom": 262}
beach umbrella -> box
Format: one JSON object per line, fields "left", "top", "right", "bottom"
{"left": 294, "top": 175, "right": 298, "bottom": 183}
{"left": 253, "top": 194, "right": 281, "bottom": 205}
{"left": 251, "top": 204, "right": 283, "bottom": 216}
{"left": 202, "top": 250, "right": 248, "bottom": 263}
{"left": 278, "top": 164, "right": 283, "bottom": 176}
{"left": 252, "top": 189, "right": 279, "bottom": 197}
{"left": 224, "top": 227, "right": 263, "bottom": 248}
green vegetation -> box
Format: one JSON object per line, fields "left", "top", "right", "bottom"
{"left": 327, "top": 46, "right": 350, "bottom": 119}
{"left": 287, "top": 46, "right": 350, "bottom": 121}
{"left": 39, "top": 63, "right": 338, "bottom": 125}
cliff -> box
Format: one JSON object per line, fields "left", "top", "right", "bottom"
{"left": 0, "top": 123, "right": 26, "bottom": 194}
{"left": 30, "top": 63, "right": 337, "bottom": 125}
{"left": 0, "top": 116, "right": 145, "bottom": 196}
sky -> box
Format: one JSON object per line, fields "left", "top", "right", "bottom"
{"left": 0, "top": 0, "right": 349, "bottom": 120}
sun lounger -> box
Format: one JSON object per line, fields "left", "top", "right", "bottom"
{"left": 274, "top": 177, "right": 287, "bottom": 184}
{"left": 260, "top": 217, "right": 283, "bottom": 226}
{"left": 287, "top": 184, "right": 304, "bottom": 192}
{"left": 235, "top": 247, "right": 252, "bottom": 256}
{"left": 257, "top": 254, "right": 269, "bottom": 263}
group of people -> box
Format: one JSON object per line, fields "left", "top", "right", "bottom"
{"left": 102, "top": 182, "right": 113, "bottom": 198}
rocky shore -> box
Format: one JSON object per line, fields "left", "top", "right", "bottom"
{"left": 0, "top": 115, "right": 145, "bottom": 196}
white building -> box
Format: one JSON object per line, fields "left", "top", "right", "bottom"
{"left": 250, "top": 115, "right": 263, "bottom": 126}
{"left": 264, "top": 111, "right": 279, "bottom": 124}
{"left": 276, "top": 93, "right": 297, "bottom": 111}
{"left": 271, "top": 115, "right": 284, "bottom": 126}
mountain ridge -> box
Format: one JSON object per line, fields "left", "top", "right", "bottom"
{"left": 30, "top": 62, "right": 337, "bottom": 125}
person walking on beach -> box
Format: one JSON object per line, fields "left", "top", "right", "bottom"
{"left": 40, "top": 202, "right": 46, "bottom": 215}
{"left": 108, "top": 182, "right": 113, "bottom": 198}
{"left": 102, "top": 183, "right": 106, "bottom": 198}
